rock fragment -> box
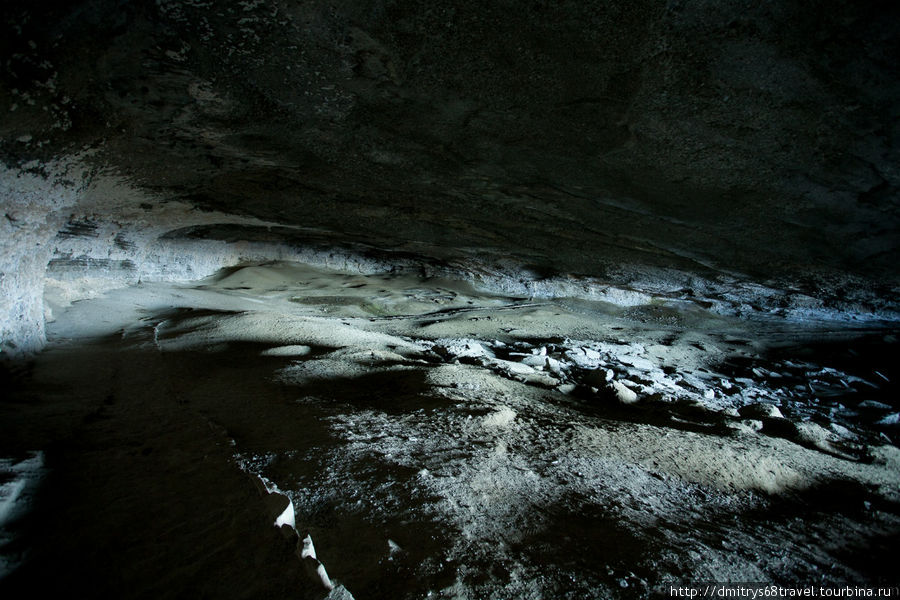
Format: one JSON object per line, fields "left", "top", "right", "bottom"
{"left": 611, "top": 380, "right": 639, "bottom": 404}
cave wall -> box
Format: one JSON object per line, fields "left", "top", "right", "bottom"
{"left": 1, "top": 0, "right": 899, "bottom": 356}
{"left": 1, "top": 162, "right": 81, "bottom": 355}
{"left": 0, "top": 167, "right": 407, "bottom": 357}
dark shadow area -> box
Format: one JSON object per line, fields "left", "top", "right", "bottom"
{"left": 123, "top": 336, "right": 468, "bottom": 600}
{"left": 689, "top": 478, "right": 900, "bottom": 587}
{"left": 0, "top": 339, "right": 324, "bottom": 600}
{"left": 509, "top": 495, "right": 669, "bottom": 598}
{"left": 1, "top": 320, "right": 474, "bottom": 598}
{"left": 716, "top": 330, "right": 900, "bottom": 446}
{"left": 279, "top": 369, "right": 437, "bottom": 415}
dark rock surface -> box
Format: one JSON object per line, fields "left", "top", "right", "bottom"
{"left": 2, "top": 0, "right": 898, "bottom": 290}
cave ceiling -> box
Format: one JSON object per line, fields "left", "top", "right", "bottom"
{"left": 2, "top": 0, "right": 899, "bottom": 292}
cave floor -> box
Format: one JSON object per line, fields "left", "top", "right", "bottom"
{"left": 2, "top": 262, "right": 899, "bottom": 599}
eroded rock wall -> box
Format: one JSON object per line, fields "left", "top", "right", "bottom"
{"left": 1, "top": 162, "right": 81, "bottom": 355}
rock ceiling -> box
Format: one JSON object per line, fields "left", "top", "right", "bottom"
{"left": 2, "top": 0, "right": 899, "bottom": 321}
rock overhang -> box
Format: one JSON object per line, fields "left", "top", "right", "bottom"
{"left": 1, "top": 0, "right": 900, "bottom": 357}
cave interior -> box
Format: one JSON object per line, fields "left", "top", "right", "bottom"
{"left": 1, "top": 1, "right": 899, "bottom": 598}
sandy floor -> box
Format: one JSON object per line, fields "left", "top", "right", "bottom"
{"left": 2, "top": 262, "right": 899, "bottom": 598}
